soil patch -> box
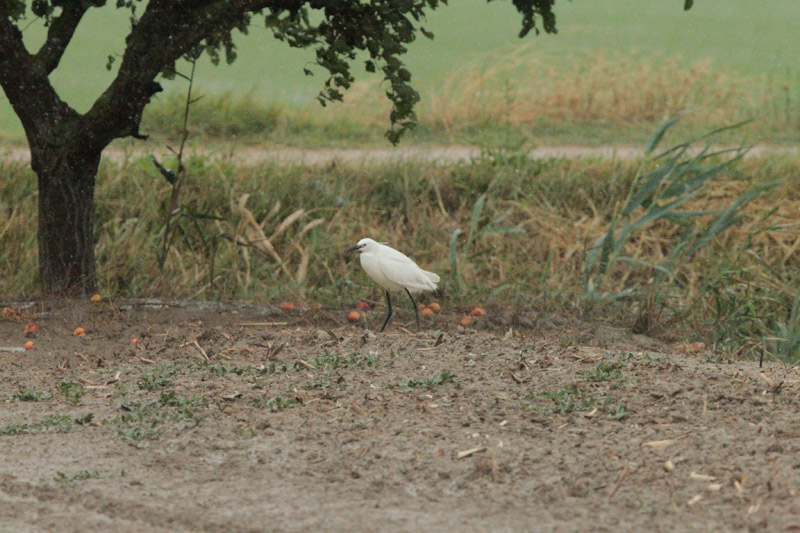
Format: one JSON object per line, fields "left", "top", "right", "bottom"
{"left": 1, "top": 300, "right": 798, "bottom": 532}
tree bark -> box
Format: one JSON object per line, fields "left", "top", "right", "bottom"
{"left": 31, "top": 144, "right": 101, "bottom": 296}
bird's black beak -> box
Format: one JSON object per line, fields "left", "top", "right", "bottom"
{"left": 343, "top": 244, "right": 361, "bottom": 254}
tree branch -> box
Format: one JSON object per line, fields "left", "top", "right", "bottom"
{"left": 80, "top": 0, "right": 276, "bottom": 148}
{"left": 34, "top": 2, "right": 97, "bottom": 75}
{"left": 0, "top": 14, "right": 77, "bottom": 146}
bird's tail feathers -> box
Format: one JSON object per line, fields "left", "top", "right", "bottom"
{"left": 423, "top": 270, "right": 440, "bottom": 284}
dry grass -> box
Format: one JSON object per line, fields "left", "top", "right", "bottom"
{"left": 427, "top": 49, "right": 748, "bottom": 128}
{"left": 2, "top": 140, "right": 799, "bottom": 359}
{"left": 129, "top": 50, "right": 800, "bottom": 147}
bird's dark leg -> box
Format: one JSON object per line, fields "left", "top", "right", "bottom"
{"left": 405, "top": 288, "right": 420, "bottom": 332}
{"left": 380, "top": 290, "right": 393, "bottom": 333}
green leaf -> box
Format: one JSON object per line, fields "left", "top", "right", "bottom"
{"left": 468, "top": 193, "right": 487, "bottom": 246}
{"left": 685, "top": 180, "right": 778, "bottom": 257}
{"left": 644, "top": 116, "right": 680, "bottom": 155}
{"left": 449, "top": 228, "right": 462, "bottom": 294}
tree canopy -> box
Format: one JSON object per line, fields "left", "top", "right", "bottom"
{"left": 1, "top": 0, "right": 558, "bottom": 145}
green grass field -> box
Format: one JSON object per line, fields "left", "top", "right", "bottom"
{"left": 2, "top": 0, "right": 799, "bottom": 142}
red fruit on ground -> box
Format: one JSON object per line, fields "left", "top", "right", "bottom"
{"left": 280, "top": 301, "right": 295, "bottom": 312}
{"left": 23, "top": 341, "right": 34, "bottom": 351}
{"left": 356, "top": 301, "right": 369, "bottom": 310}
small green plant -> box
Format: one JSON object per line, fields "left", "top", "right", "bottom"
{"left": 772, "top": 290, "right": 800, "bottom": 361}
{"left": 309, "top": 350, "right": 380, "bottom": 370}
{"left": 0, "top": 415, "right": 75, "bottom": 436}
{"left": 137, "top": 363, "right": 180, "bottom": 390}
{"left": 0, "top": 422, "right": 29, "bottom": 436}
{"left": 398, "top": 369, "right": 455, "bottom": 390}
{"left": 200, "top": 362, "right": 248, "bottom": 376}
{"left": 11, "top": 387, "right": 50, "bottom": 402}
{"left": 54, "top": 470, "right": 100, "bottom": 483}
{"left": 604, "top": 401, "right": 630, "bottom": 421}
{"left": 158, "top": 391, "right": 208, "bottom": 420}
{"left": 74, "top": 413, "right": 95, "bottom": 425}
{"left": 538, "top": 384, "right": 596, "bottom": 414}
{"left": 58, "top": 380, "right": 85, "bottom": 405}
{"left": 584, "top": 361, "right": 625, "bottom": 382}
{"left": 250, "top": 395, "right": 301, "bottom": 411}
{"left": 114, "top": 393, "right": 209, "bottom": 442}
{"left": 233, "top": 426, "right": 257, "bottom": 438}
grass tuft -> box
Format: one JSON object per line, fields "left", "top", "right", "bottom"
{"left": 58, "top": 380, "right": 85, "bottom": 406}
{"left": 12, "top": 387, "right": 50, "bottom": 402}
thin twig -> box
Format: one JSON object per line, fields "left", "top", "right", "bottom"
{"left": 608, "top": 465, "right": 629, "bottom": 499}
{"left": 192, "top": 340, "right": 209, "bottom": 362}
{"left": 157, "top": 55, "right": 199, "bottom": 269}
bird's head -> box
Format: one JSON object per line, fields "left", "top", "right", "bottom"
{"left": 344, "top": 238, "right": 378, "bottom": 254}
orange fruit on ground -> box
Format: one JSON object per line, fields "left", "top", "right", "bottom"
{"left": 24, "top": 323, "right": 38, "bottom": 336}
{"left": 428, "top": 302, "right": 441, "bottom": 313}
{"left": 356, "top": 301, "right": 369, "bottom": 310}
{"left": 90, "top": 293, "right": 102, "bottom": 303}
{"left": 23, "top": 341, "right": 34, "bottom": 350}
{"left": 130, "top": 338, "right": 138, "bottom": 346}
{"left": 280, "top": 301, "right": 295, "bottom": 312}
{"left": 347, "top": 311, "right": 361, "bottom": 323}
{"left": 459, "top": 316, "right": 472, "bottom": 327}
{"left": 470, "top": 307, "right": 486, "bottom": 317}
{"left": 421, "top": 307, "right": 434, "bottom": 317}
{"left": 73, "top": 327, "right": 86, "bottom": 336}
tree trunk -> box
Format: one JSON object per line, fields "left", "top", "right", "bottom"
{"left": 31, "top": 146, "right": 102, "bottom": 296}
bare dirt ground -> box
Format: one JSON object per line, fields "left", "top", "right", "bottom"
{"left": 1, "top": 300, "right": 799, "bottom": 532}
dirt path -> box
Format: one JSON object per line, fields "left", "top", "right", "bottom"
{"left": 2, "top": 143, "right": 798, "bottom": 166}
{"left": 1, "top": 301, "right": 798, "bottom": 531}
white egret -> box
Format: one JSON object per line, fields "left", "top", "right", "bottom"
{"left": 344, "top": 238, "right": 440, "bottom": 332}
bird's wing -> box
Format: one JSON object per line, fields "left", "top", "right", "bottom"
{"left": 376, "top": 244, "right": 417, "bottom": 264}
{"left": 376, "top": 255, "right": 438, "bottom": 292}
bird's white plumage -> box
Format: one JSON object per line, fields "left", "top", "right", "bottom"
{"left": 352, "top": 238, "right": 439, "bottom": 293}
